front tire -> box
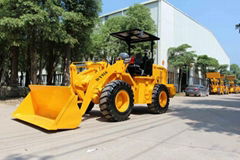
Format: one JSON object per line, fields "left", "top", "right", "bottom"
{"left": 99, "top": 80, "right": 134, "bottom": 121}
{"left": 148, "top": 84, "right": 170, "bottom": 114}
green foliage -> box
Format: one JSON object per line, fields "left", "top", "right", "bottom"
{"left": 0, "top": 0, "right": 102, "bottom": 86}
{"left": 126, "top": 4, "right": 156, "bottom": 33}
{"left": 230, "top": 64, "right": 240, "bottom": 74}
{"left": 218, "top": 64, "right": 229, "bottom": 74}
{"left": 236, "top": 23, "right": 240, "bottom": 33}
{"left": 168, "top": 44, "right": 197, "bottom": 92}
{"left": 90, "top": 4, "right": 156, "bottom": 60}
{"left": 230, "top": 64, "right": 240, "bottom": 80}
{"left": 196, "top": 55, "right": 219, "bottom": 74}
{"left": 168, "top": 44, "right": 197, "bottom": 70}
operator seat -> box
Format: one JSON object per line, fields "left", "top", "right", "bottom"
{"left": 143, "top": 59, "right": 153, "bottom": 76}
{"left": 127, "top": 54, "right": 144, "bottom": 76}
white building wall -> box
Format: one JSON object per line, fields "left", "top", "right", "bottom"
{"left": 144, "top": 1, "right": 160, "bottom": 64}
{"left": 160, "top": 0, "right": 230, "bottom": 67}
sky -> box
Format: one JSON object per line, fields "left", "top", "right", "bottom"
{"left": 101, "top": 0, "right": 240, "bottom": 65}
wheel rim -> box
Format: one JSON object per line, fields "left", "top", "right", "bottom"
{"left": 159, "top": 91, "right": 167, "bottom": 108}
{"left": 115, "top": 90, "right": 130, "bottom": 112}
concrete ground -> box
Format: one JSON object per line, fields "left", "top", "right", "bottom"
{"left": 0, "top": 94, "right": 240, "bottom": 160}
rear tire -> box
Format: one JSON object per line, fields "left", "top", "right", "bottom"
{"left": 148, "top": 84, "right": 169, "bottom": 114}
{"left": 99, "top": 80, "right": 134, "bottom": 121}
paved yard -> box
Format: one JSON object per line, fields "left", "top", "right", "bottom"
{"left": 0, "top": 94, "right": 240, "bottom": 160}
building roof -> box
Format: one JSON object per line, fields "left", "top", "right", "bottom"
{"left": 100, "top": 0, "right": 159, "bottom": 18}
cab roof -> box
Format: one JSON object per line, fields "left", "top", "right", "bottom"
{"left": 110, "top": 29, "right": 160, "bottom": 43}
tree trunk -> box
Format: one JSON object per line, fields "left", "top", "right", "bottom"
{"left": 178, "top": 68, "right": 182, "bottom": 92}
{"left": 29, "top": 29, "right": 38, "bottom": 85}
{"left": 25, "top": 46, "right": 31, "bottom": 87}
{"left": 0, "top": 65, "right": 7, "bottom": 86}
{"left": 0, "top": 53, "right": 5, "bottom": 86}
{"left": 9, "top": 46, "right": 19, "bottom": 87}
{"left": 38, "top": 37, "right": 45, "bottom": 85}
{"left": 25, "top": 71, "right": 30, "bottom": 87}
{"left": 20, "top": 71, "right": 24, "bottom": 86}
{"left": 186, "top": 66, "right": 189, "bottom": 86}
{"left": 38, "top": 52, "right": 43, "bottom": 84}
{"left": 61, "top": 46, "right": 71, "bottom": 86}
{"left": 30, "top": 47, "right": 38, "bottom": 84}
{"left": 46, "top": 48, "right": 55, "bottom": 85}
{"left": 53, "top": 71, "right": 56, "bottom": 85}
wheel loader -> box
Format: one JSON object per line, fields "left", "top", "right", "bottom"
{"left": 236, "top": 85, "right": 240, "bottom": 94}
{"left": 220, "top": 74, "right": 229, "bottom": 94}
{"left": 12, "top": 29, "right": 176, "bottom": 130}
{"left": 226, "top": 75, "right": 237, "bottom": 93}
{"left": 206, "top": 72, "right": 224, "bottom": 94}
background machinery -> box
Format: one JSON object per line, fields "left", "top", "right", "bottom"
{"left": 220, "top": 74, "right": 229, "bottom": 94}
{"left": 226, "top": 75, "right": 238, "bottom": 93}
{"left": 206, "top": 72, "right": 222, "bottom": 94}
{"left": 12, "top": 29, "right": 176, "bottom": 130}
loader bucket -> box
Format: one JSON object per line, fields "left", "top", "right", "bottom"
{"left": 12, "top": 85, "right": 81, "bottom": 130}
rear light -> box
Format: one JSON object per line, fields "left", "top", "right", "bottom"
{"left": 129, "top": 56, "right": 135, "bottom": 64}
{"left": 194, "top": 88, "right": 199, "bottom": 91}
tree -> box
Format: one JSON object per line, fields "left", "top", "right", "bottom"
{"left": 230, "top": 64, "right": 240, "bottom": 79}
{"left": 196, "top": 55, "right": 219, "bottom": 76}
{"left": 236, "top": 23, "right": 240, "bottom": 33}
{"left": 230, "top": 64, "right": 240, "bottom": 74}
{"left": 218, "top": 64, "right": 229, "bottom": 74}
{"left": 229, "top": 64, "right": 240, "bottom": 85}
{"left": 125, "top": 4, "right": 156, "bottom": 33}
{"left": 168, "top": 44, "right": 197, "bottom": 92}
{"left": 60, "top": 0, "right": 101, "bottom": 85}
{"left": 0, "top": 0, "right": 101, "bottom": 87}
{"left": 90, "top": 4, "right": 156, "bottom": 61}
{"left": 0, "top": 33, "right": 9, "bottom": 85}
{"left": 0, "top": 0, "right": 25, "bottom": 86}
{"left": 93, "top": 16, "right": 128, "bottom": 61}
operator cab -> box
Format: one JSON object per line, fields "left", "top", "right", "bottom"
{"left": 111, "top": 29, "right": 160, "bottom": 76}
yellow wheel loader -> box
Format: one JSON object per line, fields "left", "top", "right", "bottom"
{"left": 236, "top": 85, "right": 240, "bottom": 94}
{"left": 12, "top": 29, "right": 176, "bottom": 130}
{"left": 206, "top": 72, "right": 224, "bottom": 94}
{"left": 226, "top": 75, "right": 237, "bottom": 93}
{"left": 220, "top": 74, "right": 228, "bottom": 94}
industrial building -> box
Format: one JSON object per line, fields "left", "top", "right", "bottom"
{"left": 100, "top": 0, "right": 230, "bottom": 91}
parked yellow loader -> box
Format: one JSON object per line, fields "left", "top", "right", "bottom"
{"left": 13, "top": 29, "right": 176, "bottom": 130}
{"left": 226, "top": 75, "right": 237, "bottom": 93}
{"left": 220, "top": 74, "right": 229, "bottom": 94}
{"left": 206, "top": 72, "right": 223, "bottom": 94}
{"left": 236, "top": 85, "right": 240, "bottom": 93}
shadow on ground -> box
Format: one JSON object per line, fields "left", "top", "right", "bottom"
{"left": 171, "top": 96, "right": 240, "bottom": 135}
{"left": 3, "top": 154, "right": 53, "bottom": 160}
{"left": 183, "top": 98, "right": 240, "bottom": 109}
{"left": 13, "top": 119, "right": 79, "bottom": 134}
{"left": 85, "top": 106, "right": 156, "bottom": 122}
